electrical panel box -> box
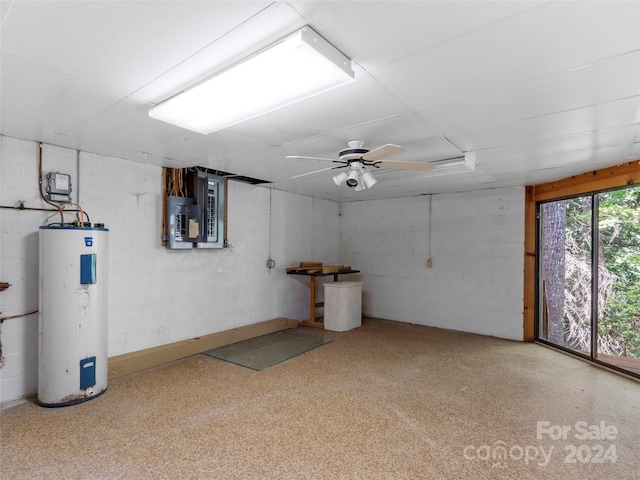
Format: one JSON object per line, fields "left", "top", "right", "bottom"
{"left": 166, "top": 196, "right": 202, "bottom": 250}
{"left": 46, "top": 171, "right": 72, "bottom": 202}
{"left": 164, "top": 169, "right": 225, "bottom": 250}
{"left": 190, "top": 171, "right": 225, "bottom": 249}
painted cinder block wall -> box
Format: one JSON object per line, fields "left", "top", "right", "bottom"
{"left": 0, "top": 136, "right": 339, "bottom": 403}
{"left": 0, "top": 135, "right": 525, "bottom": 404}
{"left": 340, "top": 187, "right": 525, "bottom": 341}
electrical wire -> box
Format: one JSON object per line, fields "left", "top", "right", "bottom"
{"left": 37, "top": 142, "right": 93, "bottom": 227}
{"left": 38, "top": 143, "right": 64, "bottom": 224}
{"left": 76, "top": 149, "right": 81, "bottom": 224}
{"left": 169, "top": 168, "right": 181, "bottom": 196}
{"left": 168, "top": 168, "right": 174, "bottom": 196}
{"left": 60, "top": 202, "right": 90, "bottom": 225}
{"left": 166, "top": 167, "right": 188, "bottom": 197}
{"left": 43, "top": 212, "right": 60, "bottom": 226}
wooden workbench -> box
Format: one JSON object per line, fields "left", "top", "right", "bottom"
{"left": 286, "top": 269, "right": 360, "bottom": 328}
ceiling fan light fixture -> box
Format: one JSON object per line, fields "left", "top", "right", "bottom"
{"left": 149, "top": 26, "right": 355, "bottom": 134}
{"left": 361, "top": 168, "right": 378, "bottom": 188}
{"left": 346, "top": 168, "right": 360, "bottom": 188}
{"left": 291, "top": 141, "right": 440, "bottom": 191}
{"left": 333, "top": 172, "right": 349, "bottom": 186}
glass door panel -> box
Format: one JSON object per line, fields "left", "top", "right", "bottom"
{"left": 596, "top": 187, "right": 640, "bottom": 374}
{"left": 539, "top": 196, "right": 592, "bottom": 355}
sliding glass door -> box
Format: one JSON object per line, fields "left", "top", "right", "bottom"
{"left": 537, "top": 185, "right": 640, "bottom": 377}
{"left": 539, "top": 196, "right": 593, "bottom": 355}
{"left": 595, "top": 188, "right": 640, "bottom": 374}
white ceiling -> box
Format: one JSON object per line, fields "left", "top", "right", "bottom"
{"left": 1, "top": 1, "right": 639, "bottom": 202}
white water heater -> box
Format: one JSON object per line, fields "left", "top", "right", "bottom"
{"left": 38, "top": 225, "right": 109, "bottom": 406}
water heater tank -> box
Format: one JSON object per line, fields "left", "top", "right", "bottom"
{"left": 38, "top": 225, "right": 109, "bottom": 406}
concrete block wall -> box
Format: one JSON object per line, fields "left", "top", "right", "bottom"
{"left": 268, "top": 190, "right": 341, "bottom": 319}
{"left": 0, "top": 134, "right": 525, "bottom": 404}
{"left": 0, "top": 135, "right": 340, "bottom": 403}
{"left": 340, "top": 187, "right": 525, "bottom": 341}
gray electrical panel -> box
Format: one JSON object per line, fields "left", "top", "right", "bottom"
{"left": 191, "top": 171, "right": 225, "bottom": 249}
{"left": 165, "top": 170, "right": 225, "bottom": 250}
{"left": 166, "top": 196, "right": 202, "bottom": 250}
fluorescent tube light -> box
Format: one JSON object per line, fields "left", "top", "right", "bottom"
{"left": 433, "top": 152, "right": 475, "bottom": 171}
{"left": 149, "top": 26, "right": 355, "bottom": 134}
{"left": 423, "top": 152, "right": 476, "bottom": 177}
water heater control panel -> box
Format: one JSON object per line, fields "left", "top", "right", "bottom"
{"left": 46, "top": 171, "right": 72, "bottom": 202}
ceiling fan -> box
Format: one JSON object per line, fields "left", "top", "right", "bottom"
{"left": 287, "top": 140, "right": 436, "bottom": 191}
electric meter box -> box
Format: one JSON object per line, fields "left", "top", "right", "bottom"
{"left": 45, "top": 171, "right": 72, "bottom": 202}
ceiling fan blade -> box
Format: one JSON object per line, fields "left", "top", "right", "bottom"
{"left": 290, "top": 165, "right": 345, "bottom": 179}
{"left": 286, "top": 155, "right": 337, "bottom": 162}
{"left": 362, "top": 144, "right": 406, "bottom": 161}
{"left": 374, "top": 160, "right": 435, "bottom": 171}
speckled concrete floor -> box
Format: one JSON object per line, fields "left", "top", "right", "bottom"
{"left": 1, "top": 318, "right": 639, "bottom": 479}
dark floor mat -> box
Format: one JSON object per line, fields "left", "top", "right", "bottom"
{"left": 202, "top": 329, "right": 333, "bottom": 371}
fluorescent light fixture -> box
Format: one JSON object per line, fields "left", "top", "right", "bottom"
{"left": 149, "top": 26, "right": 355, "bottom": 134}
{"left": 333, "top": 171, "right": 348, "bottom": 186}
{"left": 408, "top": 152, "right": 476, "bottom": 179}
{"left": 431, "top": 152, "right": 475, "bottom": 172}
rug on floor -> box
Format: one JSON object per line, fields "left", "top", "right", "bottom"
{"left": 202, "top": 328, "right": 334, "bottom": 371}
